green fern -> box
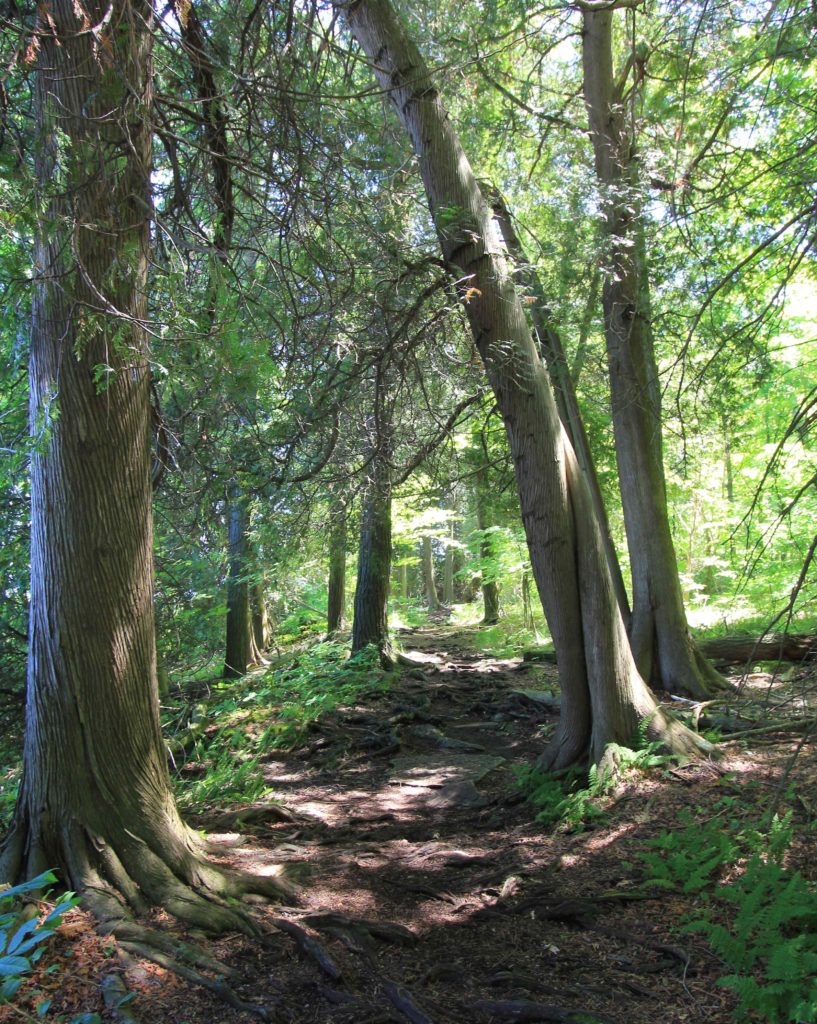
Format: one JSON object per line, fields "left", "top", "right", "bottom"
{"left": 642, "top": 813, "right": 817, "bottom": 1023}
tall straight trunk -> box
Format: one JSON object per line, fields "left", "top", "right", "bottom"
{"left": 0, "top": 0, "right": 284, "bottom": 924}
{"left": 224, "top": 485, "right": 261, "bottom": 678}
{"left": 251, "top": 580, "right": 270, "bottom": 652}
{"left": 352, "top": 415, "right": 393, "bottom": 662}
{"left": 490, "top": 193, "right": 629, "bottom": 622}
{"left": 474, "top": 467, "right": 500, "bottom": 625}
{"left": 443, "top": 523, "right": 455, "bottom": 606}
{"left": 327, "top": 495, "right": 348, "bottom": 635}
{"left": 338, "top": 0, "right": 710, "bottom": 766}
{"left": 582, "top": 9, "right": 726, "bottom": 699}
{"left": 178, "top": 4, "right": 270, "bottom": 681}
{"left": 423, "top": 536, "right": 441, "bottom": 612}
{"left": 522, "top": 572, "right": 535, "bottom": 632}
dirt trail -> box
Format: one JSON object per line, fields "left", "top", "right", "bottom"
{"left": 21, "top": 626, "right": 779, "bottom": 1023}
{"left": 174, "top": 626, "right": 736, "bottom": 1024}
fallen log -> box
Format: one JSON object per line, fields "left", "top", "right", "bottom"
{"left": 698, "top": 633, "right": 817, "bottom": 665}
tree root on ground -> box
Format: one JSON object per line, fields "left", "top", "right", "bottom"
{"left": 118, "top": 940, "right": 280, "bottom": 1020}
{"left": 0, "top": 811, "right": 302, "bottom": 1019}
{"left": 101, "top": 971, "right": 141, "bottom": 1024}
{"left": 472, "top": 998, "right": 615, "bottom": 1023}
{"left": 270, "top": 916, "right": 342, "bottom": 980}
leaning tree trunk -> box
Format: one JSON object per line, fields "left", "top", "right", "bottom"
{"left": 327, "top": 494, "right": 348, "bottom": 635}
{"left": 352, "top": 415, "right": 394, "bottom": 663}
{"left": 582, "top": 9, "right": 727, "bottom": 699}
{"left": 489, "top": 191, "right": 629, "bottom": 622}
{"left": 224, "top": 485, "right": 262, "bottom": 678}
{"left": 422, "top": 536, "right": 441, "bottom": 612}
{"left": 0, "top": 0, "right": 287, "bottom": 927}
{"left": 338, "top": 0, "right": 710, "bottom": 767}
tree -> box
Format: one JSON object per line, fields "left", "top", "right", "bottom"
{"left": 223, "top": 484, "right": 263, "bottom": 677}
{"left": 489, "top": 188, "right": 629, "bottom": 621}
{"left": 473, "top": 452, "right": 500, "bottom": 626}
{"left": 326, "top": 490, "right": 348, "bottom": 635}
{"left": 352, "top": 407, "right": 394, "bottom": 661}
{"left": 0, "top": 0, "right": 286, "bottom": 927}
{"left": 581, "top": 4, "right": 727, "bottom": 698}
{"left": 335, "top": 0, "right": 710, "bottom": 767}
{"left": 422, "top": 535, "right": 441, "bottom": 612}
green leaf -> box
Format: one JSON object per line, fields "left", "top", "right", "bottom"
{"left": 0, "top": 953, "right": 32, "bottom": 975}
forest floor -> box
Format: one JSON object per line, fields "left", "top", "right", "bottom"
{"left": 7, "top": 625, "right": 817, "bottom": 1024}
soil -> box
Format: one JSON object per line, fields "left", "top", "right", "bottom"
{"left": 5, "top": 625, "right": 817, "bottom": 1024}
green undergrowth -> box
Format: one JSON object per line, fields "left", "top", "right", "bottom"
{"left": 640, "top": 791, "right": 817, "bottom": 1023}
{"left": 0, "top": 870, "right": 107, "bottom": 1022}
{"left": 469, "top": 607, "right": 548, "bottom": 658}
{"left": 169, "top": 642, "right": 393, "bottom": 809}
{"left": 515, "top": 724, "right": 672, "bottom": 833}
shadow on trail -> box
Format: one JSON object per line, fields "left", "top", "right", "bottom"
{"left": 188, "top": 626, "right": 734, "bottom": 1024}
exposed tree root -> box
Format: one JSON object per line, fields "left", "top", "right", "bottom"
{"left": 100, "top": 972, "right": 141, "bottom": 1024}
{"left": 270, "top": 916, "right": 342, "bottom": 980}
{"left": 103, "top": 920, "right": 237, "bottom": 976}
{"left": 382, "top": 979, "right": 434, "bottom": 1024}
{"left": 472, "top": 998, "right": 614, "bottom": 1023}
{"left": 119, "top": 941, "right": 279, "bottom": 1020}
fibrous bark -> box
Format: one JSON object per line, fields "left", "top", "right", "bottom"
{"left": 337, "top": 0, "right": 711, "bottom": 766}
{"left": 581, "top": 9, "right": 727, "bottom": 699}
{"left": 489, "top": 191, "right": 629, "bottom": 622}
{"left": 352, "top": 412, "right": 393, "bottom": 663}
{"left": 251, "top": 580, "right": 271, "bottom": 652}
{"left": 0, "top": 0, "right": 288, "bottom": 929}
{"left": 224, "top": 485, "right": 262, "bottom": 678}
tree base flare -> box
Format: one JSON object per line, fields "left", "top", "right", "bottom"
{"left": 0, "top": 810, "right": 295, "bottom": 936}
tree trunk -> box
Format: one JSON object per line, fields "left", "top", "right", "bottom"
{"left": 352, "top": 415, "right": 393, "bottom": 663}
{"left": 327, "top": 495, "right": 348, "bottom": 635}
{"left": 581, "top": 9, "right": 727, "bottom": 699}
{"left": 251, "top": 580, "right": 270, "bottom": 652}
{"left": 474, "top": 467, "right": 500, "bottom": 626}
{"left": 522, "top": 572, "right": 535, "bottom": 632}
{"left": 224, "top": 485, "right": 261, "bottom": 678}
{"left": 489, "top": 192, "right": 629, "bottom": 622}
{"left": 0, "top": 0, "right": 285, "bottom": 926}
{"left": 443, "top": 523, "right": 455, "bottom": 606}
{"left": 423, "top": 536, "right": 441, "bottom": 612}
{"left": 338, "top": 0, "right": 711, "bottom": 767}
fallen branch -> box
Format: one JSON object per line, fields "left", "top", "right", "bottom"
{"left": 717, "top": 718, "right": 817, "bottom": 742}
{"left": 699, "top": 633, "right": 817, "bottom": 665}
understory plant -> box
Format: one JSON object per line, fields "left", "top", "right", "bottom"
{"left": 0, "top": 870, "right": 91, "bottom": 1016}
{"left": 516, "top": 725, "right": 671, "bottom": 832}
{"left": 171, "top": 642, "right": 392, "bottom": 808}
{"left": 642, "top": 808, "right": 817, "bottom": 1023}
